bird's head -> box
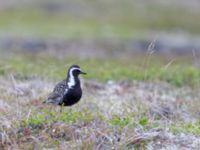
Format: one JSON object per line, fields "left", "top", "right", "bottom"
{"left": 68, "top": 65, "right": 87, "bottom": 77}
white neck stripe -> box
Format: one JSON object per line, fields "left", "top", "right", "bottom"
{"left": 68, "top": 68, "right": 80, "bottom": 88}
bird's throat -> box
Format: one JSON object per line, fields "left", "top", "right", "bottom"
{"left": 68, "top": 75, "right": 75, "bottom": 89}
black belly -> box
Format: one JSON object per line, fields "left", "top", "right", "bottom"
{"left": 61, "top": 88, "right": 82, "bottom": 106}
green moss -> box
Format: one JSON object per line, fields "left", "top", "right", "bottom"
{"left": 27, "top": 113, "right": 47, "bottom": 126}
{"left": 139, "top": 116, "right": 148, "bottom": 126}
{"left": 23, "top": 107, "right": 96, "bottom": 128}
{"left": 109, "top": 115, "right": 131, "bottom": 127}
{"left": 170, "top": 121, "right": 200, "bottom": 135}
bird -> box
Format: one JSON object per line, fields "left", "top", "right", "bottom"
{"left": 44, "top": 65, "right": 86, "bottom": 107}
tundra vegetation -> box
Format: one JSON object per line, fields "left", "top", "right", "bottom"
{"left": 0, "top": 0, "right": 200, "bottom": 149}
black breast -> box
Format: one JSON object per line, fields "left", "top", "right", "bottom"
{"left": 61, "top": 87, "right": 82, "bottom": 106}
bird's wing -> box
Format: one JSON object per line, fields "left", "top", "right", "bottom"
{"left": 44, "top": 80, "right": 68, "bottom": 105}
{"left": 53, "top": 80, "right": 68, "bottom": 95}
{"left": 45, "top": 92, "right": 62, "bottom": 105}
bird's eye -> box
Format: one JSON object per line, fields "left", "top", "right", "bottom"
{"left": 75, "top": 69, "right": 81, "bottom": 73}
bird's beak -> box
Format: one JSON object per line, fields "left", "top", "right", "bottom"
{"left": 80, "top": 70, "right": 87, "bottom": 75}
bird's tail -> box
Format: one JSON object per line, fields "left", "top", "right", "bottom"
{"left": 43, "top": 98, "right": 60, "bottom": 105}
{"left": 43, "top": 99, "right": 53, "bottom": 104}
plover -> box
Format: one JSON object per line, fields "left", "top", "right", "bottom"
{"left": 44, "top": 65, "right": 86, "bottom": 106}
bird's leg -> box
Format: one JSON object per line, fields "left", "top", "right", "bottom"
{"left": 57, "top": 104, "right": 64, "bottom": 120}
{"left": 49, "top": 105, "right": 53, "bottom": 115}
{"left": 68, "top": 107, "right": 72, "bottom": 114}
{"left": 60, "top": 104, "right": 64, "bottom": 113}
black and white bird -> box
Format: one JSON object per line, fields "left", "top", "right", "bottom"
{"left": 44, "top": 65, "right": 86, "bottom": 106}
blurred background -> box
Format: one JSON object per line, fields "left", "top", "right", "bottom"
{"left": 0, "top": 0, "right": 200, "bottom": 57}
{"left": 0, "top": 0, "right": 200, "bottom": 85}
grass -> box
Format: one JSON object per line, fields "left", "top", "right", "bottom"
{"left": 0, "top": 1, "right": 200, "bottom": 38}
{"left": 170, "top": 121, "right": 200, "bottom": 136}
{"left": 0, "top": 1, "right": 200, "bottom": 149}
{"left": 0, "top": 54, "right": 200, "bottom": 87}
{"left": 21, "top": 108, "right": 96, "bottom": 128}
{"left": 0, "top": 63, "right": 200, "bottom": 149}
